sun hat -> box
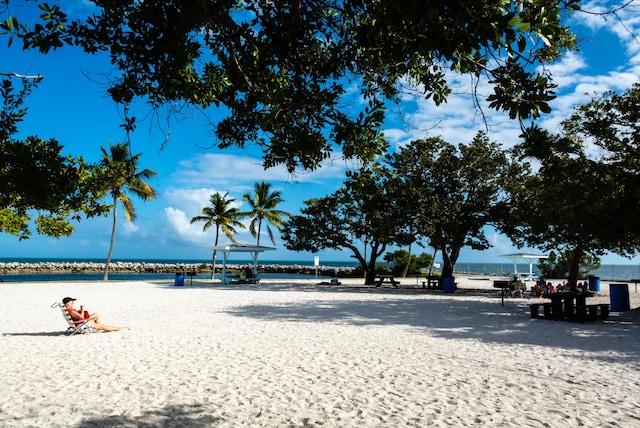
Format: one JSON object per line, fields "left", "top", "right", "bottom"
{"left": 62, "top": 297, "right": 76, "bottom": 304}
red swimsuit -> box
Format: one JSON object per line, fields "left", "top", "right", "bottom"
{"left": 66, "top": 307, "right": 90, "bottom": 326}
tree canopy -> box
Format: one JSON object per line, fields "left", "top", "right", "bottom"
{"left": 282, "top": 167, "right": 404, "bottom": 284}
{"left": 506, "top": 83, "right": 640, "bottom": 286}
{"left": 0, "top": 76, "right": 108, "bottom": 239}
{"left": 387, "top": 132, "right": 518, "bottom": 277}
{"left": 283, "top": 133, "right": 516, "bottom": 283}
{"left": 2, "top": 0, "right": 580, "bottom": 172}
{"left": 537, "top": 249, "right": 600, "bottom": 279}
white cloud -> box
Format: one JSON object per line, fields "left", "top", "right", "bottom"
{"left": 163, "top": 187, "right": 234, "bottom": 219}
{"left": 162, "top": 207, "right": 208, "bottom": 245}
{"left": 170, "top": 153, "right": 348, "bottom": 189}
{"left": 120, "top": 221, "right": 140, "bottom": 236}
{"left": 544, "top": 51, "right": 588, "bottom": 87}
{"left": 160, "top": 196, "right": 257, "bottom": 248}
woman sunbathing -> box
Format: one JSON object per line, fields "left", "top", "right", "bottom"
{"left": 63, "top": 297, "right": 125, "bottom": 332}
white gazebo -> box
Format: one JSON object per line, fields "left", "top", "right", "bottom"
{"left": 212, "top": 244, "right": 276, "bottom": 284}
{"left": 500, "top": 253, "right": 549, "bottom": 281}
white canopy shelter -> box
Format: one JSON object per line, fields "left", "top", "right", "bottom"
{"left": 501, "top": 253, "right": 549, "bottom": 280}
{"left": 212, "top": 244, "right": 276, "bottom": 284}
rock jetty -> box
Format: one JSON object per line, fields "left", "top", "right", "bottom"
{"left": 0, "top": 261, "right": 355, "bottom": 277}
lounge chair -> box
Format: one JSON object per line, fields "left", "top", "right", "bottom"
{"left": 51, "top": 302, "right": 94, "bottom": 335}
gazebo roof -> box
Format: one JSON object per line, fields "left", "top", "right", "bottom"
{"left": 501, "top": 253, "right": 549, "bottom": 277}
{"left": 501, "top": 253, "right": 549, "bottom": 260}
{"left": 212, "top": 243, "right": 276, "bottom": 253}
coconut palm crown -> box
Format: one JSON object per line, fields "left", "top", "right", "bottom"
{"left": 239, "top": 181, "right": 290, "bottom": 246}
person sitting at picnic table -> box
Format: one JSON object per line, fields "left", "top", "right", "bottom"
{"left": 63, "top": 297, "right": 124, "bottom": 333}
{"left": 532, "top": 277, "right": 547, "bottom": 296}
{"left": 559, "top": 281, "right": 572, "bottom": 291}
{"left": 545, "top": 282, "right": 556, "bottom": 294}
{"left": 509, "top": 275, "right": 522, "bottom": 297}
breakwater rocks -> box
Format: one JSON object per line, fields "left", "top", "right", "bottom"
{"left": 0, "top": 261, "right": 355, "bottom": 277}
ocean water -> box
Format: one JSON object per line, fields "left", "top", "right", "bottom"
{"left": 1, "top": 258, "right": 639, "bottom": 282}
{"left": 454, "top": 262, "right": 640, "bottom": 281}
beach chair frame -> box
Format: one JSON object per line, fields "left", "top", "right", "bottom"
{"left": 51, "top": 302, "right": 95, "bottom": 335}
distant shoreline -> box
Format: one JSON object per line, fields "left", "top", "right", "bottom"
{"left": 0, "top": 260, "right": 354, "bottom": 276}
{"left": 2, "top": 259, "right": 640, "bottom": 282}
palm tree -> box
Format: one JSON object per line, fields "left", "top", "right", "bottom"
{"left": 190, "top": 192, "right": 245, "bottom": 279}
{"left": 240, "top": 181, "right": 290, "bottom": 246}
{"left": 98, "top": 141, "right": 157, "bottom": 280}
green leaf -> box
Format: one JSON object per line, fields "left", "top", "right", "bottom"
{"left": 517, "top": 22, "right": 531, "bottom": 32}
{"left": 507, "top": 17, "right": 521, "bottom": 27}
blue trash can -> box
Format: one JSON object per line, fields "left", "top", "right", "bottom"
{"left": 610, "top": 284, "right": 630, "bottom": 311}
{"left": 175, "top": 273, "right": 185, "bottom": 286}
{"left": 443, "top": 276, "right": 455, "bottom": 293}
{"left": 588, "top": 276, "right": 600, "bottom": 292}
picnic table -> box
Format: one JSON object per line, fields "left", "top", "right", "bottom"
{"left": 375, "top": 274, "right": 399, "bottom": 288}
{"left": 541, "top": 290, "right": 595, "bottom": 321}
{"left": 421, "top": 276, "right": 442, "bottom": 290}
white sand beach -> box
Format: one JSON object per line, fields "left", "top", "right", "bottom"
{"left": 1, "top": 277, "right": 639, "bottom": 427}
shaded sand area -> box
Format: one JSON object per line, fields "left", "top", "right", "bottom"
{"left": 1, "top": 277, "right": 639, "bottom": 427}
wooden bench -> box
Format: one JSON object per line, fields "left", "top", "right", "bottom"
{"left": 529, "top": 303, "right": 541, "bottom": 319}
{"left": 564, "top": 302, "right": 608, "bottom": 323}
{"left": 531, "top": 303, "right": 608, "bottom": 321}
{"left": 529, "top": 303, "right": 553, "bottom": 319}
{"left": 578, "top": 304, "right": 609, "bottom": 321}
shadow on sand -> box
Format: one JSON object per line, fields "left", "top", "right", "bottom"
{"left": 224, "top": 291, "right": 640, "bottom": 365}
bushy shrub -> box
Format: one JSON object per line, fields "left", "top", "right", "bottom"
{"left": 383, "top": 250, "right": 433, "bottom": 276}
{"left": 537, "top": 250, "right": 600, "bottom": 278}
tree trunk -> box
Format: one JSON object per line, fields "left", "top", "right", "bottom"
{"left": 567, "top": 245, "right": 584, "bottom": 287}
{"left": 211, "top": 250, "right": 217, "bottom": 280}
{"left": 364, "top": 269, "right": 377, "bottom": 285}
{"left": 441, "top": 243, "right": 454, "bottom": 278}
{"left": 364, "top": 241, "right": 386, "bottom": 285}
{"left": 400, "top": 242, "right": 412, "bottom": 278}
{"left": 103, "top": 198, "right": 118, "bottom": 281}
{"left": 212, "top": 228, "right": 220, "bottom": 280}
{"left": 364, "top": 253, "right": 377, "bottom": 285}
{"left": 256, "top": 218, "right": 262, "bottom": 246}
{"left": 428, "top": 248, "right": 438, "bottom": 277}
{"left": 349, "top": 241, "right": 384, "bottom": 286}
{"left": 440, "top": 242, "right": 460, "bottom": 278}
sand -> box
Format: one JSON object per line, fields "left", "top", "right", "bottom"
{"left": 1, "top": 276, "right": 639, "bottom": 427}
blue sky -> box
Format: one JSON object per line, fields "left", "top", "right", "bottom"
{"left": 2, "top": 1, "right": 640, "bottom": 265}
